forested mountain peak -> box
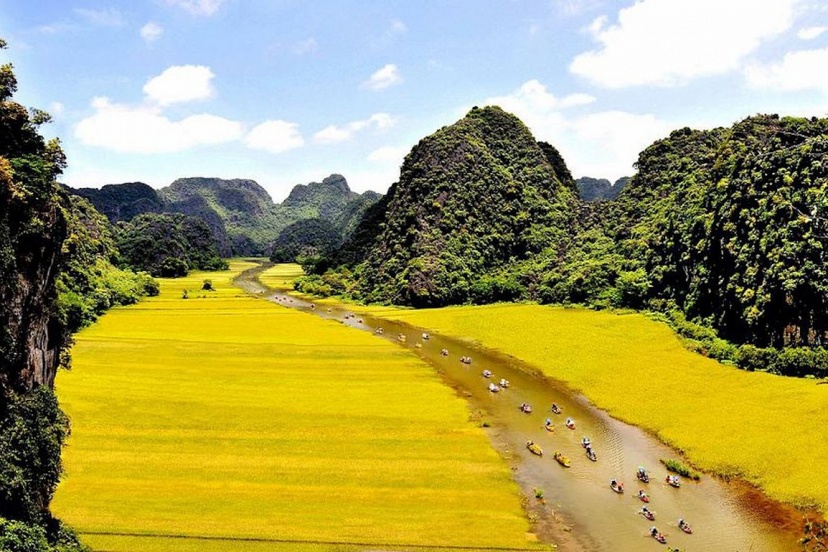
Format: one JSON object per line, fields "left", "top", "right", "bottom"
{"left": 283, "top": 173, "right": 354, "bottom": 206}
{"left": 576, "top": 176, "right": 630, "bottom": 201}
{"left": 324, "top": 106, "right": 578, "bottom": 306}
{"left": 73, "top": 181, "right": 163, "bottom": 223}
{"left": 162, "top": 177, "right": 275, "bottom": 217}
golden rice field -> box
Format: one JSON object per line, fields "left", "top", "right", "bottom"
{"left": 52, "top": 261, "right": 541, "bottom": 552}
{"left": 361, "top": 302, "right": 828, "bottom": 514}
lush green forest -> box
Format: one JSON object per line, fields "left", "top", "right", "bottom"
{"left": 299, "top": 107, "right": 578, "bottom": 306}
{"left": 57, "top": 195, "right": 159, "bottom": 336}
{"left": 269, "top": 218, "right": 341, "bottom": 263}
{"left": 298, "top": 109, "right": 828, "bottom": 378}
{"left": 115, "top": 212, "right": 227, "bottom": 277}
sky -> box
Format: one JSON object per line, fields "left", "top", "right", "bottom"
{"left": 2, "top": 0, "right": 828, "bottom": 201}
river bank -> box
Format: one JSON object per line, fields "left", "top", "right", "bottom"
{"left": 254, "top": 262, "right": 813, "bottom": 551}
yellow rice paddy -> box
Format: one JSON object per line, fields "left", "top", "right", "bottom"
{"left": 360, "top": 302, "right": 828, "bottom": 513}
{"left": 52, "top": 261, "right": 539, "bottom": 551}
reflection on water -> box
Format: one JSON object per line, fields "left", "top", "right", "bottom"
{"left": 242, "top": 269, "right": 802, "bottom": 552}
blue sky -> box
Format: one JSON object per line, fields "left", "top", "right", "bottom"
{"left": 2, "top": 0, "right": 828, "bottom": 201}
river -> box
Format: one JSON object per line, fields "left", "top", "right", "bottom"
{"left": 236, "top": 264, "right": 804, "bottom": 552}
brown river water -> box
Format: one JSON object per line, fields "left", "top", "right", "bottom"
{"left": 237, "top": 265, "right": 806, "bottom": 552}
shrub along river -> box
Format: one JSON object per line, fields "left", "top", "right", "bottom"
{"left": 238, "top": 264, "right": 803, "bottom": 552}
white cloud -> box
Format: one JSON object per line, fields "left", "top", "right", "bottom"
{"left": 143, "top": 65, "right": 215, "bottom": 106}
{"left": 75, "top": 97, "right": 243, "bottom": 154}
{"left": 165, "top": 0, "right": 226, "bottom": 16}
{"left": 292, "top": 37, "right": 318, "bottom": 55}
{"left": 245, "top": 120, "right": 304, "bottom": 153}
{"left": 798, "top": 26, "right": 828, "bottom": 40}
{"left": 570, "top": 0, "right": 797, "bottom": 88}
{"left": 48, "top": 102, "right": 64, "bottom": 117}
{"left": 555, "top": 0, "right": 603, "bottom": 16}
{"left": 313, "top": 113, "right": 396, "bottom": 144}
{"left": 485, "top": 80, "right": 595, "bottom": 116}
{"left": 483, "top": 80, "right": 672, "bottom": 180}
{"left": 361, "top": 64, "right": 402, "bottom": 90}
{"left": 566, "top": 111, "right": 670, "bottom": 178}
{"left": 745, "top": 46, "right": 828, "bottom": 92}
{"left": 140, "top": 22, "right": 164, "bottom": 43}
{"left": 389, "top": 19, "right": 407, "bottom": 36}
{"left": 367, "top": 145, "right": 408, "bottom": 164}
{"left": 75, "top": 7, "right": 124, "bottom": 27}
{"left": 37, "top": 23, "right": 73, "bottom": 34}
{"left": 313, "top": 125, "right": 351, "bottom": 144}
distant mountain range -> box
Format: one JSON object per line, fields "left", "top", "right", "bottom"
{"left": 70, "top": 174, "right": 381, "bottom": 256}
{"left": 575, "top": 176, "right": 630, "bottom": 201}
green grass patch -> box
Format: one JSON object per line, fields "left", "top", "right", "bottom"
{"left": 660, "top": 458, "right": 701, "bottom": 480}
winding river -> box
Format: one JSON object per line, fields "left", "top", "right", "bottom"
{"left": 237, "top": 264, "right": 804, "bottom": 552}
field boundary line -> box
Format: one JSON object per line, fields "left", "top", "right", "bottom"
{"left": 79, "top": 530, "right": 544, "bottom": 551}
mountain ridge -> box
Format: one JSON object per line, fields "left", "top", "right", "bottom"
{"left": 66, "top": 174, "right": 382, "bottom": 256}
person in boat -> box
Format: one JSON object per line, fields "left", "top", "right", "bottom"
{"left": 545, "top": 418, "right": 552, "bottom": 426}
{"left": 650, "top": 526, "right": 659, "bottom": 537}
{"left": 642, "top": 506, "right": 650, "bottom": 514}
{"left": 638, "top": 489, "right": 647, "bottom": 499}
{"left": 611, "top": 479, "right": 618, "bottom": 487}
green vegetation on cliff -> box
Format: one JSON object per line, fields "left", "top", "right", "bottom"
{"left": 115, "top": 212, "right": 227, "bottom": 277}
{"left": 300, "top": 110, "right": 828, "bottom": 377}
{"left": 0, "top": 38, "right": 88, "bottom": 551}
{"left": 300, "top": 107, "right": 577, "bottom": 306}
{"left": 56, "top": 195, "right": 158, "bottom": 336}
{"left": 269, "top": 218, "right": 341, "bottom": 263}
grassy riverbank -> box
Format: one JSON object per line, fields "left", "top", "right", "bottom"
{"left": 364, "top": 301, "right": 828, "bottom": 513}
{"left": 52, "top": 261, "right": 539, "bottom": 551}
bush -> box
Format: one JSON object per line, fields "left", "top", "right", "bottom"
{"left": 0, "top": 517, "right": 88, "bottom": 552}
{"left": 736, "top": 344, "right": 774, "bottom": 372}
{"left": 769, "top": 347, "right": 828, "bottom": 378}
{"left": 158, "top": 257, "right": 188, "bottom": 278}
{"left": 0, "top": 388, "right": 68, "bottom": 525}
{"left": 0, "top": 519, "right": 48, "bottom": 552}
{"left": 469, "top": 274, "right": 526, "bottom": 304}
